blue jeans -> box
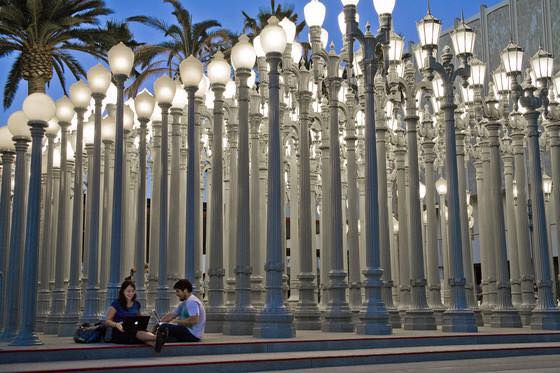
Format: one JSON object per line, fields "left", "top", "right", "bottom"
{"left": 159, "top": 323, "right": 200, "bottom": 342}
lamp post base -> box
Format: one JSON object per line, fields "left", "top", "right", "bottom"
{"left": 222, "top": 308, "right": 256, "bottom": 335}
{"left": 403, "top": 309, "right": 437, "bottom": 330}
{"left": 530, "top": 309, "right": 560, "bottom": 330}
{"left": 388, "top": 307, "right": 402, "bottom": 329}
{"left": 205, "top": 307, "right": 227, "bottom": 333}
{"left": 253, "top": 309, "right": 295, "bottom": 338}
{"left": 490, "top": 309, "right": 522, "bottom": 328}
{"left": 9, "top": 331, "right": 42, "bottom": 346}
{"left": 294, "top": 306, "right": 322, "bottom": 330}
{"left": 442, "top": 309, "right": 478, "bottom": 333}
{"left": 355, "top": 311, "right": 392, "bottom": 335}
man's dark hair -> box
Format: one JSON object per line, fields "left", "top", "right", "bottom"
{"left": 173, "top": 279, "right": 193, "bottom": 292}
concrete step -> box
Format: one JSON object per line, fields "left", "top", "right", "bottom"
{"left": 1, "top": 330, "right": 560, "bottom": 365}
{"left": 2, "top": 342, "right": 560, "bottom": 372}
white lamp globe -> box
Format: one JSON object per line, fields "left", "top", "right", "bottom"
{"left": 23, "top": 92, "right": 56, "bottom": 122}
{"left": 417, "top": 11, "right": 442, "bottom": 48}
{"left": 180, "top": 55, "right": 204, "bottom": 87}
{"left": 291, "top": 41, "right": 303, "bottom": 64}
{"left": 260, "top": 17, "right": 287, "bottom": 54}
{"left": 101, "top": 115, "right": 115, "bottom": 142}
{"left": 419, "top": 182, "right": 426, "bottom": 199}
{"left": 0, "top": 127, "right": 15, "bottom": 151}
{"left": 52, "top": 145, "right": 61, "bottom": 168}
{"left": 373, "top": 0, "right": 396, "bottom": 15}
{"left": 388, "top": 31, "right": 404, "bottom": 62}
{"left": 338, "top": 12, "right": 360, "bottom": 35}
{"left": 7, "top": 111, "right": 31, "bottom": 139}
{"left": 341, "top": 0, "right": 360, "bottom": 5}
{"left": 104, "top": 83, "right": 118, "bottom": 107}
{"left": 469, "top": 57, "right": 486, "bottom": 86}
{"left": 123, "top": 105, "right": 134, "bottom": 131}
{"left": 69, "top": 80, "right": 92, "bottom": 109}
{"left": 153, "top": 75, "right": 176, "bottom": 105}
{"left": 279, "top": 17, "right": 297, "bottom": 44}
{"left": 87, "top": 64, "right": 112, "bottom": 95}
{"left": 56, "top": 96, "right": 75, "bottom": 123}
{"left": 248, "top": 70, "right": 257, "bottom": 88}
{"left": 134, "top": 88, "right": 156, "bottom": 120}
{"left": 208, "top": 51, "right": 231, "bottom": 85}
{"left": 435, "top": 177, "right": 447, "bottom": 195}
{"left": 107, "top": 42, "right": 135, "bottom": 77}
{"left": 321, "top": 28, "right": 329, "bottom": 49}
{"left": 83, "top": 120, "right": 95, "bottom": 145}
{"left": 46, "top": 119, "right": 60, "bottom": 136}
{"left": 253, "top": 36, "right": 266, "bottom": 58}
{"left": 305, "top": 0, "right": 326, "bottom": 27}
{"left": 224, "top": 80, "right": 237, "bottom": 99}
{"left": 232, "top": 34, "right": 257, "bottom": 70}
{"left": 501, "top": 41, "right": 524, "bottom": 74}
{"left": 432, "top": 77, "right": 445, "bottom": 99}
{"left": 195, "top": 75, "right": 210, "bottom": 98}
{"left": 530, "top": 48, "right": 554, "bottom": 80}
{"left": 451, "top": 19, "right": 476, "bottom": 57}
{"left": 171, "top": 81, "right": 189, "bottom": 109}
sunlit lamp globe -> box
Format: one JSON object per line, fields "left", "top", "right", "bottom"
{"left": 500, "top": 41, "right": 524, "bottom": 74}
{"left": 134, "top": 89, "right": 156, "bottom": 120}
{"left": 52, "top": 145, "right": 61, "bottom": 168}
{"left": 321, "top": 29, "right": 329, "bottom": 49}
{"left": 69, "top": 80, "right": 92, "bottom": 109}
{"left": 56, "top": 96, "right": 75, "bottom": 123}
{"left": 279, "top": 18, "right": 296, "bottom": 44}
{"left": 435, "top": 177, "right": 447, "bottom": 195}
{"left": 373, "top": 0, "right": 395, "bottom": 15}
{"left": 23, "top": 92, "right": 56, "bottom": 122}
{"left": 153, "top": 75, "right": 177, "bottom": 105}
{"left": 101, "top": 115, "right": 116, "bottom": 142}
{"left": 469, "top": 57, "right": 486, "bottom": 86}
{"left": 7, "top": 111, "right": 31, "bottom": 139}
{"left": 0, "top": 127, "right": 15, "bottom": 152}
{"left": 196, "top": 75, "right": 210, "bottom": 98}
{"left": 305, "top": 0, "right": 326, "bottom": 27}
{"left": 87, "top": 64, "right": 112, "bottom": 95}
{"left": 260, "top": 17, "right": 287, "bottom": 54}
{"left": 123, "top": 105, "right": 135, "bottom": 131}
{"left": 248, "top": 70, "right": 257, "bottom": 89}
{"left": 108, "top": 42, "right": 135, "bottom": 77}
{"left": 46, "top": 119, "right": 60, "bottom": 136}
{"left": 451, "top": 19, "right": 476, "bottom": 57}
{"left": 83, "top": 120, "right": 95, "bottom": 145}
{"left": 104, "top": 83, "right": 118, "bottom": 107}
{"left": 253, "top": 36, "right": 266, "bottom": 58}
{"left": 171, "top": 81, "right": 189, "bottom": 109}
{"left": 341, "top": 0, "right": 359, "bottom": 5}
{"left": 208, "top": 51, "right": 231, "bottom": 85}
{"left": 338, "top": 11, "right": 359, "bottom": 35}
{"left": 224, "top": 80, "right": 237, "bottom": 99}
{"left": 232, "top": 34, "right": 257, "bottom": 70}
{"left": 291, "top": 41, "right": 303, "bottom": 64}
{"left": 180, "top": 55, "right": 204, "bottom": 88}
{"left": 417, "top": 11, "right": 442, "bottom": 48}
{"left": 388, "top": 31, "right": 404, "bottom": 62}
{"left": 530, "top": 48, "right": 554, "bottom": 80}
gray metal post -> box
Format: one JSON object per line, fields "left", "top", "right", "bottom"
{"left": 185, "top": 87, "right": 197, "bottom": 287}
{"left": 11, "top": 121, "right": 47, "bottom": 346}
{"left": 0, "top": 138, "right": 28, "bottom": 340}
{"left": 0, "top": 150, "right": 14, "bottom": 332}
{"left": 100, "top": 139, "right": 113, "bottom": 306}
{"left": 148, "top": 121, "right": 161, "bottom": 308}
{"left": 253, "top": 51, "right": 295, "bottom": 338}
{"left": 134, "top": 118, "right": 149, "bottom": 307}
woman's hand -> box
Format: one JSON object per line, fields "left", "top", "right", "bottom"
{"left": 115, "top": 322, "right": 124, "bottom": 332}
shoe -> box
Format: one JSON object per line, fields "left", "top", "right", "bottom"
{"left": 154, "top": 327, "right": 168, "bottom": 353}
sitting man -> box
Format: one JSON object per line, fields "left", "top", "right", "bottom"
{"left": 155, "top": 279, "right": 205, "bottom": 351}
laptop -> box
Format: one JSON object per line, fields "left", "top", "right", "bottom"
{"left": 122, "top": 316, "right": 150, "bottom": 334}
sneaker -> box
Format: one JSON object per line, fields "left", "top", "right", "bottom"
{"left": 154, "top": 327, "right": 168, "bottom": 353}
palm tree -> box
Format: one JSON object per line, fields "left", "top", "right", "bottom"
{"left": 241, "top": 0, "right": 305, "bottom": 39}
{"left": 0, "top": 0, "right": 128, "bottom": 109}
{"left": 126, "top": 0, "right": 234, "bottom": 96}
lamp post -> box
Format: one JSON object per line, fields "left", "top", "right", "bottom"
{"left": 418, "top": 9, "right": 477, "bottom": 332}
{"left": 253, "top": 17, "right": 295, "bottom": 338}
{"left": 59, "top": 80, "right": 91, "bottom": 336}
{"left": 11, "top": 93, "right": 56, "bottom": 345}
{"left": 388, "top": 56, "right": 436, "bottom": 330}
{"left": 179, "top": 55, "right": 204, "bottom": 289}
{"left": 206, "top": 50, "right": 230, "bottom": 332}
{"left": 100, "top": 114, "right": 115, "bottom": 305}
{"left": 223, "top": 35, "right": 257, "bottom": 335}
{"left": 153, "top": 74, "right": 176, "bottom": 314}
{"left": 133, "top": 89, "right": 155, "bottom": 307}
{"left": 106, "top": 42, "right": 135, "bottom": 306}
{"left": 0, "top": 128, "right": 15, "bottom": 333}
{"left": 82, "top": 64, "right": 111, "bottom": 323}
{"left": 342, "top": 0, "right": 394, "bottom": 335}
{"left": 503, "top": 42, "right": 560, "bottom": 329}
{"left": 0, "top": 111, "right": 30, "bottom": 341}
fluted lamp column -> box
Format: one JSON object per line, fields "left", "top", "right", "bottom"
{"left": 81, "top": 64, "right": 112, "bottom": 323}
{"left": 153, "top": 75, "right": 176, "bottom": 314}
{"left": 105, "top": 43, "right": 135, "bottom": 306}
{"left": 179, "top": 55, "right": 204, "bottom": 290}
{"left": 59, "top": 81, "right": 91, "bottom": 336}
{"left": 0, "top": 111, "right": 30, "bottom": 341}
{"left": 133, "top": 89, "right": 156, "bottom": 307}
{"left": 206, "top": 51, "right": 230, "bottom": 332}
{"left": 253, "top": 17, "right": 295, "bottom": 338}
{"left": 11, "top": 93, "right": 56, "bottom": 346}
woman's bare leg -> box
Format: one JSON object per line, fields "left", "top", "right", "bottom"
{"left": 136, "top": 331, "right": 156, "bottom": 347}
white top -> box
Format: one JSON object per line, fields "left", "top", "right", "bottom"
{"left": 172, "top": 294, "right": 206, "bottom": 339}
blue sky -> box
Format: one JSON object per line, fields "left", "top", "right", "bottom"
{"left": 0, "top": 0, "right": 500, "bottom": 124}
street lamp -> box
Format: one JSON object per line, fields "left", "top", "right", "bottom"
{"left": 502, "top": 41, "right": 560, "bottom": 329}
{"left": 418, "top": 7, "right": 477, "bottom": 332}
{"left": 12, "top": 93, "right": 55, "bottom": 346}
{"left": 341, "top": 0, "right": 393, "bottom": 336}
{"left": 106, "top": 42, "right": 134, "bottom": 307}
{"left": 253, "top": 16, "right": 294, "bottom": 338}
{"left": 153, "top": 74, "right": 175, "bottom": 314}
{"left": 223, "top": 35, "right": 257, "bottom": 335}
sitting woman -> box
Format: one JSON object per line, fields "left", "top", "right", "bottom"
{"left": 105, "top": 279, "right": 158, "bottom": 349}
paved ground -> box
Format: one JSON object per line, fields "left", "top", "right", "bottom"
{"left": 266, "top": 355, "right": 560, "bottom": 372}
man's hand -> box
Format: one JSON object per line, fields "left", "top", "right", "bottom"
{"left": 115, "top": 322, "right": 124, "bottom": 333}
{"left": 160, "top": 312, "right": 175, "bottom": 323}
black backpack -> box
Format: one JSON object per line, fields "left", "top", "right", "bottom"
{"left": 73, "top": 322, "right": 106, "bottom": 343}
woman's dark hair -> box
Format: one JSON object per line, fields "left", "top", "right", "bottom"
{"left": 173, "top": 279, "right": 193, "bottom": 293}
{"left": 118, "top": 279, "right": 137, "bottom": 308}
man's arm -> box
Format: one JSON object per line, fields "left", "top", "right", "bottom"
{"left": 175, "top": 315, "right": 199, "bottom": 327}
{"left": 160, "top": 311, "right": 177, "bottom": 323}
